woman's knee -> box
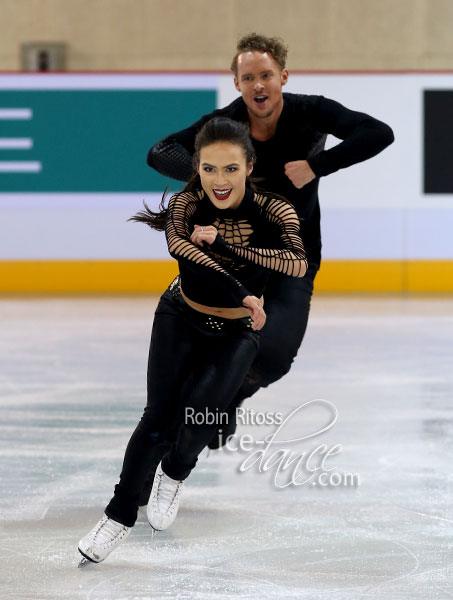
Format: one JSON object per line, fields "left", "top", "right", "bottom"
{"left": 135, "top": 411, "right": 173, "bottom": 444}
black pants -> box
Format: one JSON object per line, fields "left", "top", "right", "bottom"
{"left": 138, "top": 264, "right": 318, "bottom": 499}
{"left": 234, "top": 263, "right": 318, "bottom": 403}
{"left": 105, "top": 284, "right": 260, "bottom": 527}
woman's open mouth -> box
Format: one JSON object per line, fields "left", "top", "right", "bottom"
{"left": 213, "top": 189, "right": 232, "bottom": 200}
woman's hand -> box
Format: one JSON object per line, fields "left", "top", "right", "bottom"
{"left": 242, "top": 295, "right": 266, "bottom": 331}
{"left": 190, "top": 224, "right": 218, "bottom": 246}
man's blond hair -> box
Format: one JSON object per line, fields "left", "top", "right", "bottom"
{"left": 231, "top": 33, "right": 288, "bottom": 76}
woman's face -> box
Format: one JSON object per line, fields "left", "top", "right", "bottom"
{"left": 198, "top": 141, "right": 253, "bottom": 210}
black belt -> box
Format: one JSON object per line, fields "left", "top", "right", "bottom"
{"left": 168, "top": 276, "right": 254, "bottom": 334}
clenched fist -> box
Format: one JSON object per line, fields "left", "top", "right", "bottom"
{"left": 284, "top": 160, "right": 316, "bottom": 189}
{"left": 190, "top": 224, "right": 218, "bottom": 246}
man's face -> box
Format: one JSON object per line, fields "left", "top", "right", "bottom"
{"left": 234, "top": 51, "right": 288, "bottom": 120}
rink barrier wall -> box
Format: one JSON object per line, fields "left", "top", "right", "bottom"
{"left": 2, "top": 73, "right": 453, "bottom": 291}
{"left": 0, "top": 260, "right": 452, "bottom": 293}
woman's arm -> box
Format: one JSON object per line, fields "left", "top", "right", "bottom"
{"left": 192, "top": 196, "right": 307, "bottom": 278}
{"left": 166, "top": 192, "right": 252, "bottom": 305}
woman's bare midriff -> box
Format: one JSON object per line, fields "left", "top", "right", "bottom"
{"left": 180, "top": 286, "right": 263, "bottom": 320}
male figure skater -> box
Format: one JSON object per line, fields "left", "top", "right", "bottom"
{"left": 141, "top": 33, "right": 394, "bottom": 496}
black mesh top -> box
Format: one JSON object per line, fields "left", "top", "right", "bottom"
{"left": 166, "top": 186, "right": 307, "bottom": 307}
{"left": 149, "top": 93, "right": 394, "bottom": 268}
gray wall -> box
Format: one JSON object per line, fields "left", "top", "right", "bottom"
{"left": 1, "top": 0, "right": 452, "bottom": 71}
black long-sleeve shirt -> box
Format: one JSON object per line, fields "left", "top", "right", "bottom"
{"left": 149, "top": 93, "right": 395, "bottom": 267}
{"left": 166, "top": 186, "right": 307, "bottom": 307}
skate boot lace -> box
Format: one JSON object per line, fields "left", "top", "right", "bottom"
{"left": 155, "top": 472, "right": 183, "bottom": 514}
{"left": 93, "top": 517, "right": 129, "bottom": 547}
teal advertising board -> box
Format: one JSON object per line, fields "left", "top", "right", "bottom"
{"left": 0, "top": 89, "right": 216, "bottom": 192}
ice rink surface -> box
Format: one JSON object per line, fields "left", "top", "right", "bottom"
{"left": 1, "top": 294, "right": 452, "bottom": 600}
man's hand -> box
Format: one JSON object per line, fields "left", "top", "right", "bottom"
{"left": 242, "top": 295, "right": 266, "bottom": 331}
{"left": 190, "top": 224, "right": 218, "bottom": 246}
{"left": 284, "top": 160, "right": 316, "bottom": 189}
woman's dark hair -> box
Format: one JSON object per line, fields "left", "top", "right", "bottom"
{"left": 129, "top": 117, "right": 256, "bottom": 231}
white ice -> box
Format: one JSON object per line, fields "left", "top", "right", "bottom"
{"left": 1, "top": 295, "right": 453, "bottom": 599}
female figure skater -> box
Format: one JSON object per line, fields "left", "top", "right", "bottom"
{"left": 77, "top": 117, "right": 307, "bottom": 565}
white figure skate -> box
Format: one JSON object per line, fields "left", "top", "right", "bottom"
{"left": 77, "top": 514, "right": 131, "bottom": 566}
{"left": 147, "top": 462, "right": 184, "bottom": 531}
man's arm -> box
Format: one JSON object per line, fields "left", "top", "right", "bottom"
{"left": 302, "top": 95, "right": 395, "bottom": 178}
{"left": 146, "top": 135, "right": 194, "bottom": 182}
{"left": 147, "top": 106, "right": 234, "bottom": 182}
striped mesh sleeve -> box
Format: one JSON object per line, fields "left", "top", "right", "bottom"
{"left": 165, "top": 192, "right": 251, "bottom": 304}
{"left": 210, "top": 195, "right": 307, "bottom": 277}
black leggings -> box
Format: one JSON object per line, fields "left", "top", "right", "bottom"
{"left": 105, "top": 284, "right": 260, "bottom": 527}
{"left": 234, "top": 263, "right": 318, "bottom": 403}
{"left": 138, "top": 265, "right": 318, "bottom": 494}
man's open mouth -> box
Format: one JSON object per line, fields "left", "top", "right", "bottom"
{"left": 254, "top": 95, "right": 269, "bottom": 104}
{"left": 213, "top": 189, "right": 232, "bottom": 200}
